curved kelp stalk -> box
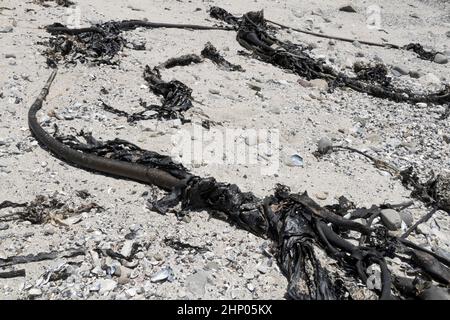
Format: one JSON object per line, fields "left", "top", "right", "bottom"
{"left": 28, "top": 70, "right": 182, "bottom": 190}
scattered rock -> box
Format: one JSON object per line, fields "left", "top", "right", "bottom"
{"left": 120, "top": 240, "right": 134, "bottom": 258}
{"left": 315, "top": 192, "right": 329, "bottom": 200}
{"left": 257, "top": 263, "right": 269, "bottom": 274}
{"left": 130, "top": 41, "right": 146, "bottom": 51}
{"left": 28, "top": 288, "right": 42, "bottom": 298}
{"left": 380, "top": 209, "right": 402, "bottom": 231}
{"left": 352, "top": 41, "right": 361, "bottom": 48}
{"left": 416, "top": 102, "right": 427, "bottom": 108}
{"left": 288, "top": 154, "right": 304, "bottom": 167}
{"left": 416, "top": 223, "right": 431, "bottom": 235}
{"left": 317, "top": 137, "right": 332, "bottom": 154}
{"left": 298, "top": 78, "right": 313, "bottom": 87}
{"left": 443, "top": 135, "right": 450, "bottom": 144}
{"left": 125, "top": 288, "right": 137, "bottom": 298}
{"left": 150, "top": 266, "right": 174, "bottom": 283}
{"left": 97, "top": 279, "right": 117, "bottom": 294}
{"left": 270, "top": 106, "right": 281, "bottom": 115}
{"left": 0, "top": 26, "right": 13, "bottom": 33}
{"left": 0, "top": 223, "right": 9, "bottom": 231}
{"left": 434, "top": 53, "right": 448, "bottom": 64}
{"left": 309, "top": 79, "right": 328, "bottom": 91}
{"left": 339, "top": 5, "right": 357, "bottom": 13}
{"left": 399, "top": 211, "right": 414, "bottom": 227}
{"left": 392, "top": 66, "right": 409, "bottom": 76}
{"left": 186, "top": 271, "right": 209, "bottom": 296}
{"left": 247, "top": 83, "right": 262, "bottom": 92}
{"left": 409, "top": 70, "right": 421, "bottom": 78}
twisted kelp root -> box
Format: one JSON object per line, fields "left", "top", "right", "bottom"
{"left": 209, "top": 7, "right": 450, "bottom": 107}
{"left": 30, "top": 71, "right": 450, "bottom": 299}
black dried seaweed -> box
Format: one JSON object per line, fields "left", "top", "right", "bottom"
{"left": 36, "top": 0, "right": 74, "bottom": 7}
{"left": 404, "top": 43, "right": 437, "bottom": 61}
{"left": 201, "top": 42, "right": 244, "bottom": 71}
{"left": 400, "top": 168, "right": 450, "bottom": 213}
{"left": 53, "top": 129, "right": 190, "bottom": 180}
{"left": 164, "top": 238, "right": 208, "bottom": 253}
{"left": 42, "top": 20, "right": 230, "bottom": 66}
{"left": 210, "top": 7, "right": 450, "bottom": 106}
{"left": 143, "top": 66, "right": 194, "bottom": 115}
{"left": 0, "top": 248, "right": 85, "bottom": 268}
{"left": 0, "top": 269, "right": 26, "bottom": 279}
{"left": 157, "top": 54, "right": 203, "bottom": 69}
{"left": 353, "top": 62, "right": 391, "bottom": 87}
{"left": 100, "top": 65, "right": 195, "bottom": 123}
{"left": 42, "top": 22, "right": 125, "bottom": 66}
{"left": 0, "top": 195, "right": 103, "bottom": 224}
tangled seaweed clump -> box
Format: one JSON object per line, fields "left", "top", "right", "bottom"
{"left": 43, "top": 22, "right": 126, "bottom": 66}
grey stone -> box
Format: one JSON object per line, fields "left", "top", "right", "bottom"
{"left": 409, "top": 70, "right": 421, "bottom": 78}
{"left": 339, "top": 5, "right": 357, "bottom": 13}
{"left": 416, "top": 223, "right": 431, "bottom": 235}
{"left": 120, "top": 240, "right": 134, "bottom": 258}
{"left": 0, "top": 223, "right": 9, "bottom": 231}
{"left": 391, "top": 69, "right": 402, "bottom": 77}
{"left": 257, "top": 264, "right": 268, "bottom": 274}
{"left": 97, "top": 279, "right": 117, "bottom": 294}
{"left": 150, "top": 266, "right": 174, "bottom": 283}
{"left": 270, "top": 106, "right": 281, "bottom": 114}
{"left": 288, "top": 154, "right": 304, "bottom": 167}
{"left": 315, "top": 192, "right": 329, "bottom": 200}
{"left": 380, "top": 209, "right": 402, "bottom": 230}
{"left": 443, "top": 135, "right": 450, "bottom": 144}
{"left": 317, "top": 137, "right": 332, "bottom": 154}
{"left": 392, "top": 66, "right": 409, "bottom": 76}
{"left": 352, "top": 40, "right": 361, "bottom": 48}
{"left": 399, "top": 211, "right": 414, "bottom": 227}
{"left": 309, "top": 79, "right": 329, "bottom": 91}
{"left": 247, "top": 83, "right": 262, "bottom": 92}
{"left": 28, "top": 288, "right": 42, "bottom": 298}
{"left": 434, "top": 53, "right": 448, "bottom": 64}
{"left": 0, "top": 26, "right": 13, "bottom": 33}
{"left": 186, "top": 271, "right": 209, "bottom": 296}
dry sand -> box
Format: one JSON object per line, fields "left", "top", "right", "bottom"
{"left": 0, "top": 0, "right": 449, "bottom": 299}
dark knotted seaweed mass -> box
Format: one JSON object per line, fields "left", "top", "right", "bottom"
{"left": 41, "top": 20, "right": 230, "bottom": 66}
{"left": 209, "top": 7, "right": 450, "bottom": 107}
{"left": 43, "top": 22, "right": 126, "bottom": 66}
{"left": 100, "top": 66, "right": 194, "bottom": 123}
{"left": 201, "top": 42, "right": 244, "bottom": 71}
